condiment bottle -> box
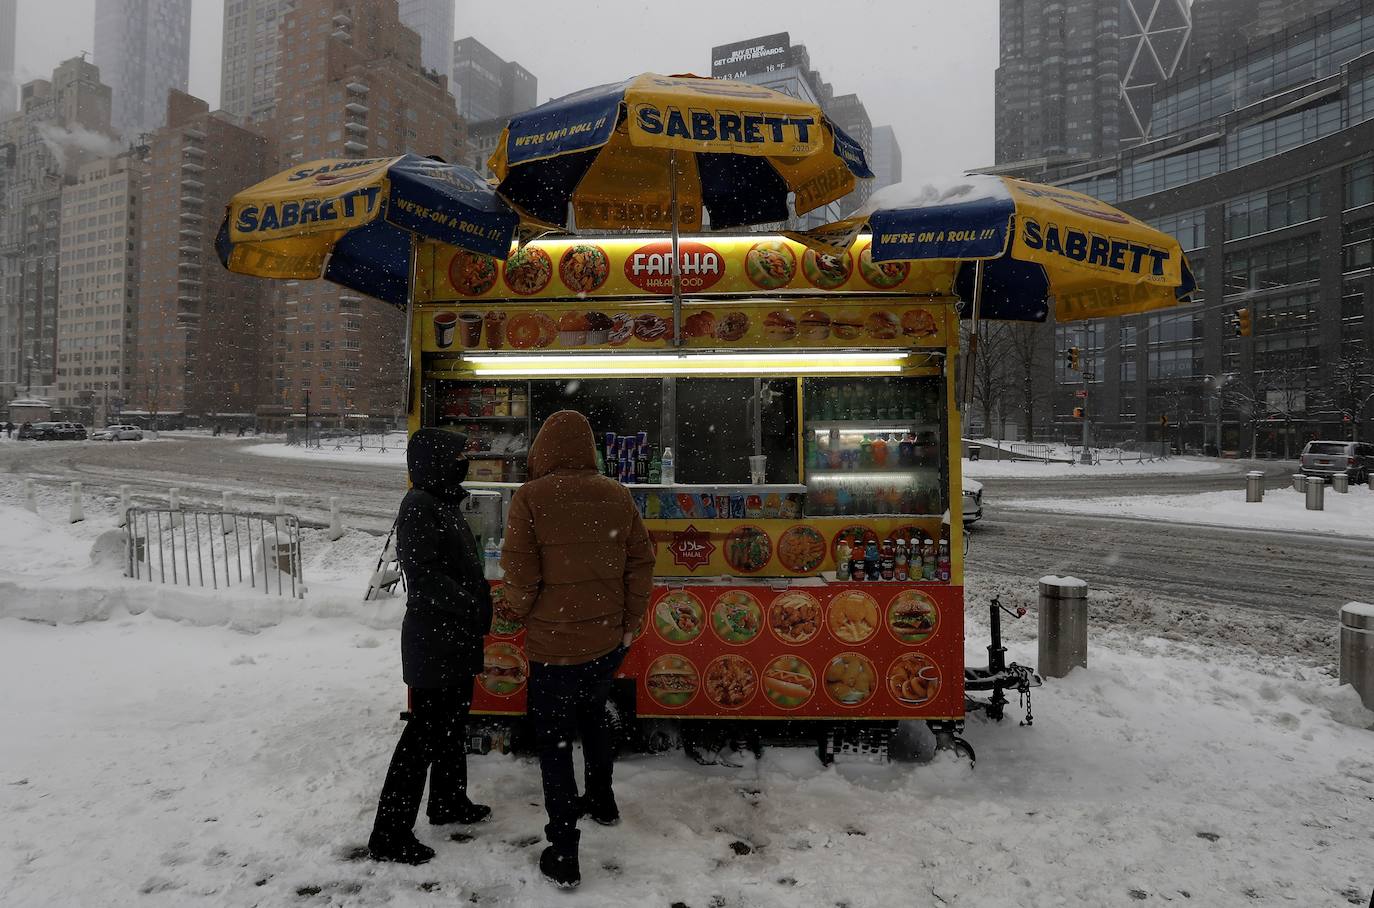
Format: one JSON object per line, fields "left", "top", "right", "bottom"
{"left": 937, "top": 538, "right": 951, "bottom": 582}
{"left": 922, "top": 535, "right": 937, "bottom": 580}
{"left": 894, "top": 537, "right": 909, "bottom": 581}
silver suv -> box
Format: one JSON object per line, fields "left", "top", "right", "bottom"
{"left": 1300, "top": 440, "right": 1373, "bottom": 483}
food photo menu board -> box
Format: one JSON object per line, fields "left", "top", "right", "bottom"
{"left": 471, "top": 582, "right": 964, "bottom": 720}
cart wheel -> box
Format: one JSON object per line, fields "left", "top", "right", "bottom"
{"left": 951, "top": 736, "right": 976, "bottom": 766}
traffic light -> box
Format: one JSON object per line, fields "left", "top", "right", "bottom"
{"left": 1235, "top": 308, "right": 1252, "bottom": 337}
{"left": 1064, "top": 346, "right": 1082, "bottom": 370}
{"left": 1072, "top": 406, "right": 1085, "bottom": 418}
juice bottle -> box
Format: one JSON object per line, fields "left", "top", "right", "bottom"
{"left": 859, "top": 435, "right": 873, "bottom": 468}
{"left": 871, "top": 434, "right": 889, "bottom": 467}
{"left": 937, "top": 537, "right": 951, "bottom": 582}
{"left": 894, "top": 537, "right": 909, "bottom": 581}
{"left": 922, "top": 535, "right": 937, "bottom": 580}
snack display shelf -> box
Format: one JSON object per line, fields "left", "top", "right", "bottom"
{"left": 438, "top": 415, "right": 529, "bottom": 422}
{"left": 466, "top": 481, "right": 808, "bottom": 492}
{"left": 805, "top": 466, "right": 937, "bottom": 476}
{"left": 805, "top": 420, "right": 940, "bottom": 432}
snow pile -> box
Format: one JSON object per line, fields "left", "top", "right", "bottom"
{"left": 1005, "top": 483, "right": 1374, "bottom": 538}
{"left": 966, "top": 455, "right": 1237, "bottom": 479}
{"left": 248, "top": 433, "right": 409, "bottom": 466}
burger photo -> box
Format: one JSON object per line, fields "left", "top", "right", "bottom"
{"left": 800, "top": 309, "right": 831, "bottom": 340}
{"left": 479, "top": 643, "right": 528, "bottom": 696}
{"left": 864, "top": 311, "right": 900, "bottom": 340}
{"left": 764, "top": 310, "right": 797, "bottom": 341}
{"left": 888, "top": 590, "right": 939, "bottom": 643}
{"left": 902, "top": 308, "right": 938, "bottom": 337}
{"left": 831, "top": 311, "right": 864, "bottom": 341}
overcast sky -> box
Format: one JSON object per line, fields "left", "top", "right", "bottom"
{"left": 17, "top": 0, "right": 997, "bottom": 173}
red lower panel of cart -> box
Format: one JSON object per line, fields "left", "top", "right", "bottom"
{"left": 473, "top": 582, "right": 964, "bottom": 720}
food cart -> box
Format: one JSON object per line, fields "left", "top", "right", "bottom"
{"left": 408, "top": 232, "right": 973, "bottom": 761}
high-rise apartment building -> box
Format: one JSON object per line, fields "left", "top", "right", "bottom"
{"left": 0, "top": 0, "right": 16, "bottom": 117}
{"left": 93, "top": 0, "right": 192, "bottom": 139}
{"left": 56, "top": 152, "right": 146, "bottom": 425}
{"left": 266, "top": 0, "right": 464, "bottom": 422}
{"left": 398, "top": 0, "right": 455, "bottom": 85}
{"left": 221, "top": 0, "right": 295, "bottom": 124}
{"left": 452, "top": 37, "right": 536, "bottom": 123}
{"left": 131, "top": 91, "right": 271, "bottom": 421}
{"left": 0, "top": 57, "right": 117, "bottom": 400}
{"left": 870, "top": 125, "right": 903, "bottom": 192}
{"left": 827, "top": 94, "right": 872, "bottom": 214}
{"left": 995, "top": 0, "right": 1191, "bottom": 165}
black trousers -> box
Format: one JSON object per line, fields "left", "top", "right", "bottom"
{"left": 527, "top": 646, "right": 625, "bottom": 852}
{"left": 371, "top": 682, "right": 474, "bottom": 838}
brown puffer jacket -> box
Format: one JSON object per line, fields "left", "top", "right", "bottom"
{"left": 500, "top": 410, "right": 656, "bottom": 665}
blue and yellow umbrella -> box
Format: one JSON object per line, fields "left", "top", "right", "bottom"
{"left": 796, "top": 174, "right": 1196, "bottom": 323}
{"left": 216, "top": 153, "right": 533, "bottom": 308}
{"left": 488, "top": 73, "right": 872, "bottom": 233}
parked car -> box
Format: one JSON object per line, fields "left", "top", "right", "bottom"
{"left": 1300, "top": 440, "right": 1373, "bottom": 483}
{"left": 962, "top": 476, "right": 984, "bottom": 524}
{"left": 92, "top": 424, "right": 144, "bottom": 441}
{"left": 53, "top": 422, "right": 88, "bottom": 440}
{"left": 21, "top": 421, "right": 60, "bottom": 440}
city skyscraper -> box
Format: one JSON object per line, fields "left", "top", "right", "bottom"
{"left": 0, "top": 57, "right": 118, "bottom": 398}
{"left": 827, "top": 93, "right": 872, "bottom": 214}
{"left": 220, "top": 0, "right": 295, "bottom": 124}
{"left": 995, "top": 0, "right": 1192, "bottom": 165}
{"left": 0, "top": 0, "right": 15, "bottom": 117}
{"left": 397, "top": 0, "right": 455, "bottom": 85}
{"left": 93, "top": 0, "right": 192, "bottom": 139}
{"left": 265, "top": 0, "right": 464, "bottom": 422}
{"left": 452, "top": 37, "right": 536, "bottom": 123}
{"left": 131, "top": 91, "right": 271, "bottom": 421}
{"left": 870, "top": 125, "right": 903, "bottom": 191}
{"left": 56, "top": 151, "right": 147, "bottom": 424}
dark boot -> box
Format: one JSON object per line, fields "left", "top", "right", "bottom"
{"left": 539, "top": 845, "right": 581, "bottom": 890}
{"left": 367, "top": 831, "right": 435, "bottom": 865}
{"left": 577, "top": 791, "right": 619, "bottom": 826}
{"left": 428, "top": 799, "right": 492, "bottom": 826}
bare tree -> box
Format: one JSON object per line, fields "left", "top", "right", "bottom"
{"left": 1005, "top": 322, "right": 1050, "bottom": 441}
{"left": 1310, "top": 354, "right": 1374, "bottom": 441}
{"left": 1226, "top": 365, "right": 1311, "bottom": 458}
{"left": 1222, "top": 377, "right": 1268, "bottom": 459}
{"left": 960, "top": 320, "right": 1014, "bottom": 440}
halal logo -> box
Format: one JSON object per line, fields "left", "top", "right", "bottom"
{"left": 668, "top": 525, "right": 715, "bottom": 572}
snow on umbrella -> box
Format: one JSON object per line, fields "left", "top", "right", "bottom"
{"left": 487, "top": 73, "right": 873, "bottom": 340}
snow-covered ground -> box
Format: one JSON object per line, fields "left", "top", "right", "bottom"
{"left": 1005, "top": 483, "right": 1374, "bottom": 539}
{"left": 248, "top": 433, "right": 408, "bottom": 467}
{"left": 965, "top": 454, "right": 1239, "bottom": 478}
{"left": 2, "top": 482, "right": 1372, "bottom": 907}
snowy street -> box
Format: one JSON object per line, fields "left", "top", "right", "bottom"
{"left": 1, "top": 483, "right": 1372, "bottom": 906}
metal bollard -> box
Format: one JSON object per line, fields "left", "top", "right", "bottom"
{"left": 327, "top": 496, "right": 345, "bottom": 541}
{"left": 1038, "top": 575, "right": 1088, "bottom": 678}
{"left": 1292, "top": 473, "right": 1305, "bottom": 492}
{"left": 221, "top": 491, "right": 234, "bottom": 535}
{"left": 1332, "top": 472, "right": 1349, "bottom": 493}
{"left": 69, "top": 482, "right": 84, "bottom": 524}
{"left": 1305, "top": 476, "right": 1324, "bottom": 511}
{"left": 118, "top": 485, "right": 131, "bottom": 527}
{"left": 1339, "top": 602, "right": 1374, "bottom": 711}
{"left": 23, "top": 478, "right": 37, "bottom": 513}
{"left": 169, "top": 487, "right": 183, "bottom": 526}
{"left": 1245, "top": 471, "right": 1264, "bottom": 503}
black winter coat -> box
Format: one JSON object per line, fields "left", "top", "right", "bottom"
{"left": 397, "top": 429, "right": 493, "bottom": 688}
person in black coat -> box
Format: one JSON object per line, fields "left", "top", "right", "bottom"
{"left": 368, "top": 428, "right": 494, "bottom": 865}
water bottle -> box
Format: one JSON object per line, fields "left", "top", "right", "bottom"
{"left": 484, "top": 536, "right": 502, "bottom": 580}
{"left": 660, "top": 446, "right": 675, "bottom": 485}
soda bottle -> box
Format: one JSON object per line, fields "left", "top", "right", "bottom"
{"left": 864, "top": 538, "right": 881, "bottom": 581}
{"left": 859, "top": 435, "right": 873, "bottom": 468}
{"left": 648, "top": 445, "right": 662, "bottom": 483}
{"left": 880, "top": 539, "right": 895, "bottom": 581}
{"left": 937, "top": 537, "right": 951, "bottom": 582}
{"left": 850, "top": 538, "right": 866, "bottom": 582}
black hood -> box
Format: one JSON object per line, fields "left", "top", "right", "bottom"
{"left": 407, "top": 428, "right": 470, "bottom": 501}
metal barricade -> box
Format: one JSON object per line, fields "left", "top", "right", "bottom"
{"left": 124, "top": 506, "right": 304, "bottom": 598}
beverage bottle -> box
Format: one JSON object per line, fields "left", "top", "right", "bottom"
{"left": 835, "top": 537, "right": 851, "bottom": 582}
{"left": 850, "top": 539, "right": 866, "bottom": 582}
{"left": 898, "top": 432, "right": 915, "bottom": 467}
{"left": 859, "top": 435, "right": 873, "bottom": 468}
{"left": 922, "top": 536, "right": 937, "bottom": 580}
{"left": 635, "top": 442, "right": 649, "bottom": 482}
{"left": 861, "top": 539, "right": 877, "bottom": 581}
{"left": 871, "top": 434, "right": 888, "bottom": 467}
{"left": 880, "top": 539, "right": 895, "bottom": 581}
{"left": 836, "top": 482, "right": 852, "bottom": 515}
{"left": 648, "top": 445, "right": 662, "bottom": 483}
{"left": 595, "top": 449, "right": 605, "bottom": 475}
{"left": 894, "top": 537, "right": 909, "bottom": 581}
{"left": 660, "top": 447, "right": 675, "bottom": 485}
{"left": 856, "top": 385, "right": 871, "bottom": 420}
{"left": 483, "top": 536, "right": 502, "bottom": 580}
{"left": 937, "top": 538, "right": 951, "bottom": 582}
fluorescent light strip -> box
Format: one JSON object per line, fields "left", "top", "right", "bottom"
{"left": 464, "top": 351, "right": 910, "bottom": 377}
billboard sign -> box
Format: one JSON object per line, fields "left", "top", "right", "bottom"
{"left": 711, "top": 33, "right": 792, "bottom": 80}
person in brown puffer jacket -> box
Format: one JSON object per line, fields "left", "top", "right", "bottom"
{"left": 499, "top": 409, "right": 655, "bottom": 890}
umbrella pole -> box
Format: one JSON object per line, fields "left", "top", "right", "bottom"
{"left": 670, "top": 150, "right": 683, "bottom": 349}
{"left": 963, "top": 258, "right": 986, "bottom": 411}
{"left": 402, "top": 241, "right": 418, "bottom": 419}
